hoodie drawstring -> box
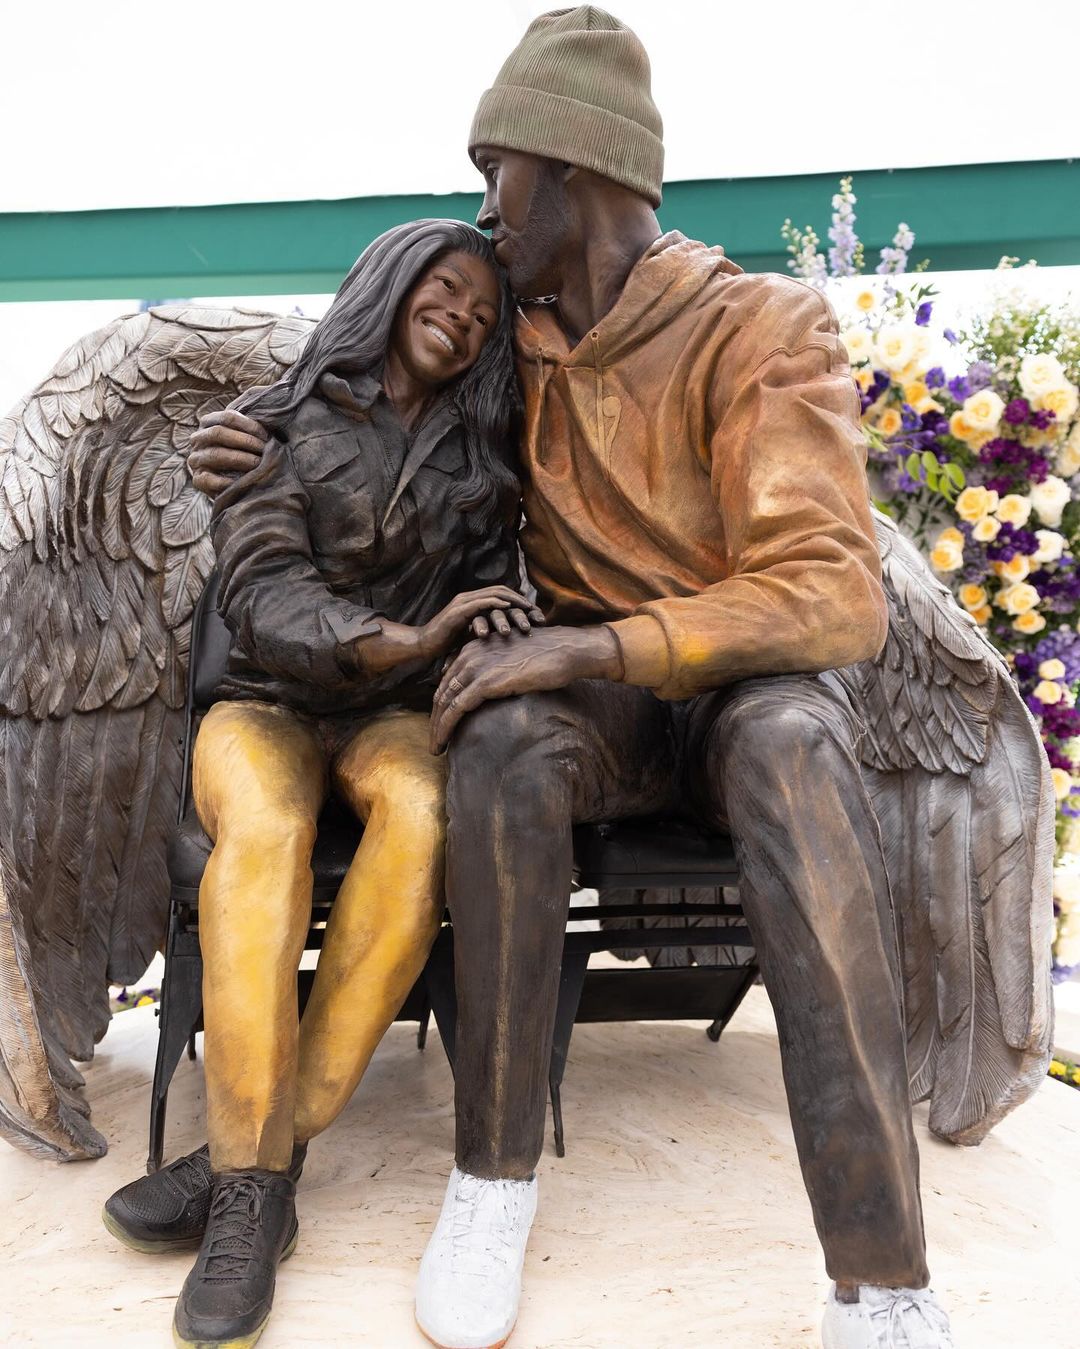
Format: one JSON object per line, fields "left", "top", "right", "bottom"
{"left": 591, "top": 331, "right": 608, "bottom": 472}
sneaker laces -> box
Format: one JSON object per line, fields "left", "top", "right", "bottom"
{"left": 202, "top": 1178, "right": 264, "bottom": 1282}
{"left": 167, "top": 1148, "right": 212, "bottom": 1201}
{"left": 868, "top": 1289, "right": 951, "bottom": 1348}
{"left": 446, "top": 1174, "right": 526, "bottom": 1280}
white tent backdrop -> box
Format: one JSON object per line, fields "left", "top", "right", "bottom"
{"left": 3, "top": 0, "right": 1078, "bottom": 214}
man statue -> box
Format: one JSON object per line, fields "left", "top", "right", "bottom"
{"left": 191, "top": 9, "right": 954, "bottom": 1347}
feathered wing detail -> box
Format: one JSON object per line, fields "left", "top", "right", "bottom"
{"left": 0, "top": 305, "right": 313, "bottom": 1159}
{"left": 840, "top": 510, "right": 1055, "bottom": 1145}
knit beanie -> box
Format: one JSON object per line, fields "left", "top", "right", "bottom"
{"left": 469, "top": 6, "right": 664, "bottom": 206}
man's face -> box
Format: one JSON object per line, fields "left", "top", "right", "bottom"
{"left": 473, "top": 147, "right": 573, "bottom": 298}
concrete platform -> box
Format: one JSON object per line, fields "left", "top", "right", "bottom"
{"left": 1, "top": 985, "right": 1077, "bottom": 1348}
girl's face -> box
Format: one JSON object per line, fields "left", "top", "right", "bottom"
{"left": 389, "top": 250, "right": 501, "bottom": 390}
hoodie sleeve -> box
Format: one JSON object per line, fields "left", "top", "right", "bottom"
{"left": 608, "top": 287, "right": 887, "bottom": 700}
{"left": 211, "top": 438, "right": 383, "bottom": 688}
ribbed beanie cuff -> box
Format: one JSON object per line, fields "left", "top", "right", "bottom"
{"left": 469, "top": 6, "right": 664, "bottom": 207}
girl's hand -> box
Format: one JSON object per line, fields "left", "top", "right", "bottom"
{"left": 419, "top": 587, "right": 544, "bottom": 658}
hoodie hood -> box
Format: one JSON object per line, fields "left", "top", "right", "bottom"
{"left": 514, "top": 231, "right": 743, "bottom": 366}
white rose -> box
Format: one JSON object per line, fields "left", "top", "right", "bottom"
{"left": 1019, "top": 353, "right": 1068, "bottom": 401}
{"left": 962, "top": 388, "right": 1005, "bottom": 432}
{"left": 1030, "top": 474, "right": 1072, "bottom": 527}
{"left": 1038, "top": 382, "right": 1080, "bottom": 425}
{"left": 1033, "top": 530, "right": 1067, "bottom": 564}
{"left": 873, "top": 324, "right": 919, "bottom": 375}
{"left": 840, "top": 328, "right": 873, "bottom": 365}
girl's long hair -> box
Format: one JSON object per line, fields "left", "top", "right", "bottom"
{"left": 236, "top": 219, "right": 520, "bottom": 532}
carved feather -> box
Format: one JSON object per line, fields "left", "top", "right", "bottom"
{"left": 0, "top": 305, "right": 313, "bottom": 1159}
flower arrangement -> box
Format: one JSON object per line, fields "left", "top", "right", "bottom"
{"left": 782, "top": 181, "right": 1080, "bottom": 978}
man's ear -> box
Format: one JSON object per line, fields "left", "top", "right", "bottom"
{"left": 562, "top": 163, "right": 579, "bottom": 183}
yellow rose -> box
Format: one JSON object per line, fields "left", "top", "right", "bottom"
{"left": 937, "top": 526, "right": 964, "bottom": 546}
{"left": 1034, "top": 679, "right": 1064, "bottom": 704}
{"left": 970, "top": 604, "right": 993, "bottom": 625}
{"left": 901, "top": 379, "right": 942, "bottom": 415}
{"left": 999, "top": 553, "right": 1032, "bottom": 583}
{"left": 955, "top": 486, "right": 999, "bottom": 522}
{"left": 855, "top": 289, "right": 876, "bottom": 312}
{"left": 972, "top": 516, "right": 1001, "bottom": 542}
{"left": 1051, "top": 767, "right": 1074, "bottom": 801}
{"left": 995, "top": 494, "right": 1033, "bottom": 527}
{"left": 929, "top": 539, "right": 964, "bottom": 572}
{"left": 949, "top": 411, "right": 976, "bottom": 442}
{"left": 1040, "top": 658, "right": 1067, "bottom": 679}
{"left": 962, "top": 389, "right": 1005, "bottom": 433}
{"left": 1038, "top": 383, "right": 1079, "bottom": 424}
{"left": 1057, "top": 427, "right": 1080, "bottom": 477}
{"left": 877, "top": 408, "right": 903, "bottom": 437}
{"left": 854, "top": 366, "right": 874, "bottom": 392}
{"left": 841, "top": 328, "right": 874, "bottom": 366}
{"left": 1002, "top": 582, "right": 1040, "bottom": 614}
{"left": 1013, "top": 610, "right": 1047, "bottom": 634}
{"left": 959, "top": 584, "right": 988, "bottom": 610}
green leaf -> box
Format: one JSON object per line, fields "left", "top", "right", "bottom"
{"left": 921, "top": 450, "right": 940, "bottom": 472}
{"left": 905, "top": 452, "right": 922, "bottom": 480}
{"left": 944, "top": 461, "right": 966, "bottom": 488}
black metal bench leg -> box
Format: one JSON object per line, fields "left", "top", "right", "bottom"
{"left": 547, "top": 952, "right": 589, "bottom": 1158}
{"left": 187, "top": 1029, "right": 198, "bottom": 1061}
{"left": 416, "top": 993, "right": 431, "bottom": 1051}
{"left": 147, "top": 907, "right": 204, "bottom": 1174}
{"left": 706, "top": 964, "right": 758, "bottom": 1043}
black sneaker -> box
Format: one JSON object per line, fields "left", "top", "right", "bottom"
{"left": 172, "top": 1169, "right": 298, "bottom": 1349}
{"left": 102, "top": 1142, "right": 307, "bottom": 1254}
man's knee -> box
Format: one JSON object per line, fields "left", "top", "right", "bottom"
{"left": 449, "top": 693, "right": 565, "bottom": 776}
{"left": 716, "top": 676, "right": 856, "bottom": 768}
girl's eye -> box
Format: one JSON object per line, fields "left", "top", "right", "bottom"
{"left": 476, "top": 315, "right": 488, "bottom": 328}
{"left": 440, "top": 277, "right": 454, "bottom": 292}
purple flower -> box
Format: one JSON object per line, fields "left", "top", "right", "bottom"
{"left": 915, "top": 301, "right": 933, "bottom": 327}
{"left": 943, "top": 328, "right": 959, "bottom": 345}
{"left": 967, "top": 361, "right": 994, "bottom": 392}
{"left": 1032, "top": 409, "right": 1057, "bottom": 431}
{"left": 870, "top": 369, "right": 891, "bottom": 401}
{"left": 948, "top": 375, "right": 970, "bottom": 402}
{"left": 926, "top": 366, "right": 945, "bottom": 389}
{"left": 1005, "top": 397, "right": 1031, "bottom": 425}
{"left": 900, "top": 403, "right": 922, "bottom": 432}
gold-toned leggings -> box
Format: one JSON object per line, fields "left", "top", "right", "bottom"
{"left": 193, "top": 700, "right": 445, "bottom": 1173}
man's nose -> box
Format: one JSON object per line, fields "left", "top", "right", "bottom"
{"left": 476, "top": 190, "right": 498, "bottom": 231}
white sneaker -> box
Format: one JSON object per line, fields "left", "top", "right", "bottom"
{"left": 415, "top": 1167, "right": 538, "bottom": 1349}
{"left": 822, "top": 1283, "right": 955, "bottom": 1348}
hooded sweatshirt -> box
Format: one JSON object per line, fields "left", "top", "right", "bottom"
{"left": 514, "top": 231, "right": 888, "bottom": 701}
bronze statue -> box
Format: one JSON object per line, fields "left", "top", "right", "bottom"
{"left": 189, "top": 11, "right": 1052, "bottom": 1349}
{"left": 0, "top": 7, "right": 1052, "bottom": 1349}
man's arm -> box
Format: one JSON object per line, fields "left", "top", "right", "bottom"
{"left": 430, "top": 284, "right": 886, "bottom": 748}
{"left": 188, "top": 409, "right": 270, "bottom": 496}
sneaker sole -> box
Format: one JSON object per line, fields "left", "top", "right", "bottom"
{"left": 415, "top": 1311, "right": 514, "bottom": 1349}
{"left": 101, "top": 1206, "right": 203, "bottom": 1255}
{"left": 169, "top": 1224, "right": 299, "bottom": 1349}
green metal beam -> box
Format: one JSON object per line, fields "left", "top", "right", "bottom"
{"left": 1, "top": 160, "right": 1078, "bottom": 302}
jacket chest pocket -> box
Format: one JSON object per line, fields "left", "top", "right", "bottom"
{"left": 300, "top": 437, "right": 380, "bottom": 563}
{"left": 413, "top": 439, "right": 467, "bottom": 555}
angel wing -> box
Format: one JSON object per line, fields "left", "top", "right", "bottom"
{"left": 837, "top": 509, "right": 1056, "bottom": 1145}
{"left": 0, "top": 305, "right": 313, "bottom": 1160}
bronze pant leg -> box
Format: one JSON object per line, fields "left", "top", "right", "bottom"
{"left": 194, "top": 700, "right": 327, "bottom": 1173}
{"left": 693, "top": 672, "right": 929, "bottom": 1288}
{"left": 293, "top": 709, "right": 446, "bottom": 1142}
{"left": 446, "top": 681, "right": 680, "bottom": 1180}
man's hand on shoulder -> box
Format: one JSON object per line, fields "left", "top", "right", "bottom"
{"left": 430, "top": 625, "right": 623, "bottom": 753}
{"left": 188, "top": 409, "right": 271, "bottom": 497}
